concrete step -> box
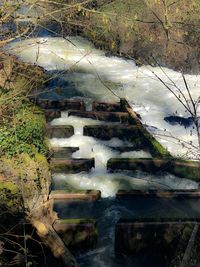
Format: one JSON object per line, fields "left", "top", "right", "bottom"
{"left": 68, "top": 110, "right": 130, "bottom": 123}
{"left": 44, "top": 109, "right": 61, "bottom": 122}
{"left": 50, "top": 158, "right": 95, "bottom": 173}
{"left": 45, "top": 125, "right": 74, "bottom": 138}
{"left": 115, "top": 218, "right": 199, "bottom": 257}
{"left": 92, "top": 101, "right": 122, "bottom": 112}
{"left": 30, "top": 98, "right": 85, "bottom": 110}
{"left": 116, "top": 189, "right": 200, "bottom": 199}
{"left": 50, "top": 190, "right": 101, "bottom": 201}
{"left": 53, "top": 219, "right": 97, "bottom": 252}
{"left": 107, "top": 158, "right": 200, "bottom": 181}
{"left": 110, "top": 146, "right": 146, "bottom": 153}
{"left": 51, "top": 147, "right": 79, "bottom": 158}
{"left": 83, "top": 125, "right": 140, "bottom": 140}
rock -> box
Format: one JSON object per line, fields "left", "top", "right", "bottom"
{"left": 164, "top": 116, "right": 194, "bottom": 128}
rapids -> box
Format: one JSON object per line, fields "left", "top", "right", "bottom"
{"left": 6, "top": 36, "right": 200, "bottom": 159}
{"left": 5, "top": 32, "right": 200, "bottom": 267}
{"left": 50, "top": 112, "right": 198, "bottom": 197}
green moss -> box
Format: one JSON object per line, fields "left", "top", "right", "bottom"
{"left": 0, "top": 181, "right": 20, "bottom": 211}
{"left": 0, "top": 181, "right": 18, "bottom": 194}
{"left": 172, "top": 164, "right": 200, "bottom": 181}
{"left": 59, "top": 219, "right": 96, "bottom": 224}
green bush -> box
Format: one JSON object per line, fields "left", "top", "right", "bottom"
{"left": 0, "top": 103, "right": 48, "bottom": 157}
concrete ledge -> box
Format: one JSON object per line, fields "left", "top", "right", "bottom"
{"left": 45, "top": 125, "right": 74, "bottom": 138}
{"left": 50, "top": 158, "right": 95, "bottom": 173}
{"left": 50, "top": 190, "right": 101, "bottom": 201}
{"left": 44, "top": 109, "right": 61, "bottom": 122}
{"left": 51, "top": 147, "right": 79, "bottom": 158}
{"left": 83, "top": 125, "right": 140, "bottom": 140}
{"left": 53, "top": 219, "right": 97, "bottom": 252}
{"left": 68, "top": 110, "right": 130, "bottom": 123}
{"left": 115, "top": 218, "right": 199, "bottom": 263}
{"left": 116, "top": 189, "right": 200, "bottom": 198}
{"left": 120, "top": 98, "right": 171, "bottom": 158}
{"left": 110, "top": 146, "right": 146, "bottom": 152}
{"left": 107, "top": 158, "right": 200, "bottom": 181}
{"left": 30, "top": 98, "right": 85, "bottom": 110}
{"left": 92, "top": 101, "right": 122, "bottom": 112}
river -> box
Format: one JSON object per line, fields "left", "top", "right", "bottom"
{"left": 5, "top": 30, "right": 200, "bottom": 267}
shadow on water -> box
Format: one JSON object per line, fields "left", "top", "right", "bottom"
{"left": 54, "top": 197, "right": 200, "bottom": 267}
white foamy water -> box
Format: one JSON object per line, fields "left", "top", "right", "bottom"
{"left": 52, "top": 172, "right": 199, "bottom": 198}
{"left": 6, "top": 36, "right": 200, "bottom": 159}
{"left": 50, "top": 113, "right": 152, "bottom": 172}
{"left": 50, "top": 111, "right": 120, "bottom": 134}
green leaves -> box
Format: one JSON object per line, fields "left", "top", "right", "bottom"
{"left": 0, "top": 103, "right": 48, "bottom": 158}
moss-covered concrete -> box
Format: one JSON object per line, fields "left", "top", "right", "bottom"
{"left": 120, "top": 98, "right": 171, "bottom": 158}
{"left": 83, "top": 124, "right": 140, "bottom": 141}
{"left": 51, "top": 190, "right": 101, "bottom": 201}
{"left": 115, "top": 219, "right": 197, "bottom": 266}
{"left": 92, "top": 101, "right": 122, "bottom": 112}
{"left": 45, "top": 125, "right": 74, "bottom": 138}
{"left": 51, "top": 147, "right": 79, "bottom": 159}
{"left": 31, "top": 98, "right": 85, "bottom": 111}
{"left": 107, "top": 158, "right": 200, "bottom": 181}
{"left": 53, "top": 218, "right": 98, "bottom": 252}
{"left": 69, "top": 110, "right": 130, "bottom": 123}
{"left": 116, "top": 189, "right": 200, "bottom": 199}
{"left": 50, "top": 158, "right": 95, "bottom": 173}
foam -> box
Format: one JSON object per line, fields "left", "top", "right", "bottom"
{"left": 52, "top": 171, "right": 199, "bottom": 198}
{"left": 7, "top": 36, "right": 200, "bottom": 159}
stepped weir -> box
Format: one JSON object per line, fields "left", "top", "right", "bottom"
{"left": 31, "top": 97, "right": 200, "bottom": 266}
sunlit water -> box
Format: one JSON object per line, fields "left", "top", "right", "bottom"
{"left": 6, "top": 36, "right": 200, "bottom": 159}
{"left": 50, "top": 112, "right": 198, "bottom": 197}
{"left": 5, "top": 34, "right": 200, "bottom": 267}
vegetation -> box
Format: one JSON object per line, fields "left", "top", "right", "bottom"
{"left": 0, "top": 55, "right": 51, "bottom": 266}
{"left": 0, "top": 1, "right": 199, "bottom": 266}
{"left": 82, "top": 0, "right": 200, "bottom": 72}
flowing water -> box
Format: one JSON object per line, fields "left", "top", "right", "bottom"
{"left": 6, "top": 35, "right": 200, "bottom": 159}
{"left": 50, "top": 112, "right": 198, "bottom": 197}
{"left": 50, "top": 114, "right": 199, "bottom": 266}
{"left": 5, "top": 33, "right": 200, "bottom": 266}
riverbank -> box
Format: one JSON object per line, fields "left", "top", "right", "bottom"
{"left": 0, "top": 54, "right": 51, "bottom": 266}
